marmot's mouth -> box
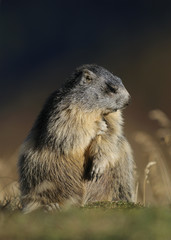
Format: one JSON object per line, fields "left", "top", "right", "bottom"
{"left": 110, "top": 108, "right": 118, "bottom": 112}
{"left": 104, "top": 108, "right": 118, "bottom": 115}
{"left": 103, "top": 108, "right": 115, "bottom": 115}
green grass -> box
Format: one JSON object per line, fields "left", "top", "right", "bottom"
{"left": 0, "top": 202, "right": 170, "bottom": 240}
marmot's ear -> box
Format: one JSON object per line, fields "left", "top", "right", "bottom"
{"left": 80, "top": 69, "right": 96, "bottom": 84}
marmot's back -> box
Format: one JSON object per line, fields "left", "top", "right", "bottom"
{"left": 18, "top": 64, "right": 135, "bottom": 213}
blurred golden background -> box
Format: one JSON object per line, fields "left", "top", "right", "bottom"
{"left": 0, "top": 0, "right": 171, "bottom": 205}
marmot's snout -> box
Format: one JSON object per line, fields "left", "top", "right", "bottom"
{"left": 123, "top": 90, "right": 131, "bottom": 109}
{"left": 115, "top": 85, "right": 131, "bottom": 110}
{"left": 122, "top": 87, "right": 131, "bottom": 106}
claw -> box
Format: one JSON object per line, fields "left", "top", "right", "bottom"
{"left": 44, "top": 203, "right": 60, "bottom": 212}
{"left": 90, "top": 160, "right": 107, "bottom": 181}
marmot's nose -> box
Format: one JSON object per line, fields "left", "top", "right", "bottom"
{"left": 124, "top": 95, "right": 131, "bottom": 107}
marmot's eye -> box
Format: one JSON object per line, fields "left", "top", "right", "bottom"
{"left": 85, "top": 75, "right": 92, "bottom": 83}
{"left": 106, "top": 82, "right": 118, "bottom": 94}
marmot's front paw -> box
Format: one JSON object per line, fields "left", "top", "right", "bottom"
{"left": 90, "top": 160, "right": 108, "bottom": 181}
{"left": 96, "top": 120, "right": 108, "bottom": 135}
{"left": 44, "top": 203, "right": 61, "bottom": 212}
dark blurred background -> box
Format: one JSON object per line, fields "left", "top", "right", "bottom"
{"left": 0, "top": 0, "right": 171, "bottom": 158}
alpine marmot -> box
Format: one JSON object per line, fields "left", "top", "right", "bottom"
{"left": 18, "top": 64, "right": 135, "bottom": 213}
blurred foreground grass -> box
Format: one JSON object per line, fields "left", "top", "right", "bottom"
{"left": 0, "top": 202, "right": 171, "bottom": 240}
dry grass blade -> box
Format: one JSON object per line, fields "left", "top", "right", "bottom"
{"left": 135, "top": 131, "right": 171, "bottom": 205}
{"left": 143, "top": 161, "right": 156, "bottom": 206}
{"left": 149, "top": 109, "right": 171, "bottom": 128}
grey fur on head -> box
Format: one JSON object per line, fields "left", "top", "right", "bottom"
{"left": 62, "top": 64, "right": 131, "bottom": 112}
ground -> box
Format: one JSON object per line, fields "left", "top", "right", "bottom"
{"left": 0, "top": 202, "right": 171, "bottom": 240}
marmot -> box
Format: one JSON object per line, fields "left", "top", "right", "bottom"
{"left": 18, "top": 64, "right": 135, "bottom": 213}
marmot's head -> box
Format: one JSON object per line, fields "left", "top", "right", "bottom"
{"left": 63, "top": 64, "right": 131, "bottom": 114}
